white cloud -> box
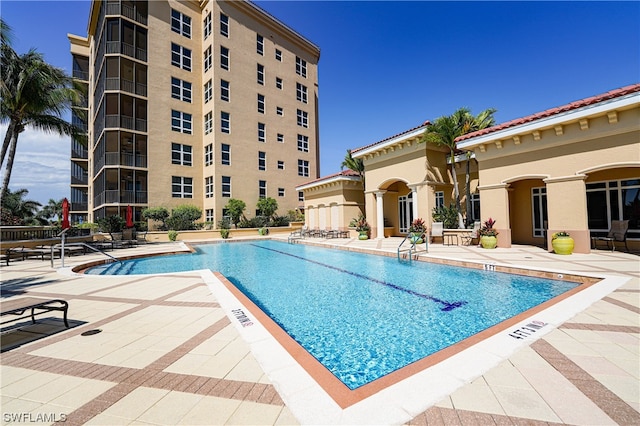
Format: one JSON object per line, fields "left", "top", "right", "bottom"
{"left": 1, "top": 127, "right": 71, "bottom": 204}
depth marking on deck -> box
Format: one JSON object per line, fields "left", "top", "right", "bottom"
{"left": 250, "top": 244, "right": 467, "bottom": 311}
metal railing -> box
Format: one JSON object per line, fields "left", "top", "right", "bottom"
{"left": 54, "top": 229, "right": 121, "bottom": 268}
{"left": 397, "top": 232, "right": 428, "bottom": 262}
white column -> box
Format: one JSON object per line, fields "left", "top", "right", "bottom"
{"left": 409, "top": 184, "right": 419, "bottom": 220}
{"left": 375, "top": 191, "right": 386, "bottom": 239}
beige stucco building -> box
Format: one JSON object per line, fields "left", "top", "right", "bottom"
{"left": 69, "top": 0, "right": 320, "bottom": 225}
{"left": 457, "top": 84, "right": 640, "bottom": 253}
{"left": 299, "top": 84, "right": 639, "bottom": 253}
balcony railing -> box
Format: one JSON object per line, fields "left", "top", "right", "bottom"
{"left": 106, "top": 1, "right": 147, "bottom": 25}
{"left": 73, "top": 69, "right": 89, "bottom": 81}
{"left": 103, "top": 152, "right": 147, "bottom": 168}
{"left": 1, "top": 226, "right": 91, "bottom": 241}
{"left": 105, "top": 78, "right": 147, "bottom": 97}
{"left": 105, "top": 115, "right": 146, "bottom": 132}
{"left": 71, "top": 147, "right": 88, "bottom": 159}
{"left": 95, "top": 190, "right": 148, "bottom": 206}
{"left": 106, "top": 41, "right": 147, "bottom": 62}
{"left": 70, "top": 203, "right": 88, "bottom": 212}
{"left": 71, "top": 174, "right": 89, "bottom": 185}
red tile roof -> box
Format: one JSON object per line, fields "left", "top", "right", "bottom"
{"left": 456, "top": 83, "right": 640, "bottom": 143}
{"left": 351, "top": 120, "right": 431, "bottom": 154}
{"left": 297, "top": 169, "right": 361, "bottom": 188}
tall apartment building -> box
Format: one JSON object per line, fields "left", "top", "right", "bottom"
{"left": 69, "top": 0, "right": 320, "bottom": 226}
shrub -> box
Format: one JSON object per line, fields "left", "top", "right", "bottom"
{"left": 432, "top": 204, "right": 460, "bottom": 229}
{"left": 286, "top": 209, "right": 304, "bottom": 222}
{"left": 166, "top": 205, "right": 202, "bottom": 231}
{"left": 218, "top": 218, "right": 231, "bottom": 239}
{"left": 96, "top": 215, "right": 126, "bottom": 237}
{"left": 256, "top": 197, "right": 278, "bottom": 219}
{"left": 224, "top": 199, "right": 246, "bottom": 229}
{"left": 168, "top": 230, "right": 178, "bottom": 241}
{"left": 142, "top": 207, "right": 169, "bottom": 230}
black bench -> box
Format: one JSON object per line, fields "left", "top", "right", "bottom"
{"left": 1, "top": 297, "right": 69, "bottom": 328}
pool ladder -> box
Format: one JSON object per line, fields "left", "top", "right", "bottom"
{"left": 397, "top": 232, "right": 428, "bottom": 262}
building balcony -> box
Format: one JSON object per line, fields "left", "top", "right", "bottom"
{"left": 94, "top": 190, "right": 148, "bottom": 206}
{"left": 71, "top": 203, "right": 88, "bottom": 212}
{"left": 71, "top": 174, "right": 89, "bottom": 185}
{"left": 71, "top": 147, "right": 88, "bottom": 159}
{"left": 106, "top": 41, "right": 147, "bottom": 62}
{"left": 106, "top": 2, "right": 147, "bottom": 25}
{"left": 106, "top": 78, "right": 147, "bottom": 97}
{"left": 105, "top": 115, "right": 147, "bottom": 132}
{"left": 72, "top": 69, "right": 89, "bottom": 81}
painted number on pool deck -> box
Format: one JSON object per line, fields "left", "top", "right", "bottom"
{"left": 231, "top": 309, "right": 254, "bottom": 327}
{"left": 508, "top": 320, "right": 547, "bottom": 339}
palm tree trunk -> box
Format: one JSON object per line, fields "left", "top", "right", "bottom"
{"left": 465, "top": 154, "right": 472, "bottom": 227}
{"left": 1, "top": 132, "right": 18, "bottom": 201}
{"left": 450, "top": 150, "right": 461, "bottom": 212}
{"left": 1, "top": 120, "right": 16, "bottom": 167}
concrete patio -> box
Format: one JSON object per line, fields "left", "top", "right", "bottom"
{"left": 1, "top": 236, "right": 638, "bottom": 425}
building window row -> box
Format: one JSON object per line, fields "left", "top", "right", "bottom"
{"left": 220, "top": 13, "right": 229, "bottom": 37}
{"left": 298, "top": 159, "right": 309, "bottom": 177}
{"left": 172, "top": 176, "right": 192, "bottom": 198}
{"left": 171, "top": 77, "right": 191, "bottom": 103}
{"left": 171, "top": 43, "right": 191, "bottom": 71}
{"left": 205, "top": 143, "right": 213, "bottom": 166}
{"left": 205, "top": 176, "right": 214, "bottom": 198}
{"left": 171, "top": 110, "right": 192, "bottom": 134}
{"left": 203, "top": 12, "right": 211, "bottom": 40}
{"left": 171, "top": 9, "right": 191, "bottom": 38}
{"left": 171, "top": 143, "right": 192, "bottom": 166}
{"left": 204, "top": 79, "right": 212, "bottom": 103}
{"left": 204, "top": 112, "right": 212, "bottom": 135}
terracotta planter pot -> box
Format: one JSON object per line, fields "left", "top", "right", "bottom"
{"left": 480, "top": 235, "right": 497, "bottom": 249}
{"left": 552, "top": 236, "right": 574, "bottom": 255}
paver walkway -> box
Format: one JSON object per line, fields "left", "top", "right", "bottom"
{"left": 1, "top": 237, "right": 638, "bottom": 425}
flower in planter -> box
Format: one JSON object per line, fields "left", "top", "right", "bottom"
{"left": 409, "top": 218, "right": 426, "bottom": 234}
{"left": 552, "top": 231, "right": 570, "bottom": 239}
{"left": 350, "top": 214, "right": 370, "bottom": 232}
{"left": 479, "top": 218, "right": 499, "bottom": 237}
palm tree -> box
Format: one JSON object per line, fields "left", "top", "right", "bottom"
{"left": 341, "top": 149, "right": 365, "bottom": 188}
{"left": 0, "top": 188, "right": 41, "bottom": 225}
{"left": 37, "top": 198, "right": 63, "bottom": 225}
{"left": 421, "top": 107, "right": 496, "bottom": 220}
{"left": 0, "top": 20, "right": 85, "bottom": 200}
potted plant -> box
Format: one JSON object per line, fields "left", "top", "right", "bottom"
{"left": 551, "top": 231, "right": 574, "bottom": 255}
{"left": 409, "top": 218, "right": 426, "bottom": 244}
{"left": 479, "top": 218, "right": 499, "bottom": 249}
{"left": 354, "top": 215, "right": 370, "bottom": 240}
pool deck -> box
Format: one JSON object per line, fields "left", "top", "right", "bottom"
{"left": 1, "top": 236, "right": 638, "bottom": 425}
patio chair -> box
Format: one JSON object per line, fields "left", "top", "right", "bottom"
{"left": 430, "top": 222, "right": 443, "bottom": 243}
{"left": 460, "top": 221, "right": 481, "bottom": 246}
{"left": 592, "top": 220, "right": 629, "bottom": 251}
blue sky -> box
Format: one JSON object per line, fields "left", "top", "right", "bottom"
{"left": 1, "top": 0, "right": 639, "bottom": 205}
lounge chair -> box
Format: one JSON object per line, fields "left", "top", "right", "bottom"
{"left": 460, "top": 221, "right": 481, "bottom": 246}
{"left": 1, "top": 297, "right": 69, "bottom": 328}
{"left": 592, "top": 220, "right": 629, "bottom": 251}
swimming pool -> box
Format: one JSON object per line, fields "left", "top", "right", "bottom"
{"left": 87, "top": 240, "right": 578, "bottom": 390}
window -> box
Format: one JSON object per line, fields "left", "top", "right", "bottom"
{"left": 222, "top": 176, "right": 231, "bottom": 197}
{"left": 297, "top": 109, "right": 308, "bottom": 128}
{"left": 204, "top": 112, "right": 212, "bottom": 135}
{"left": 259, "top": 180, "right": 266, "bottom": 198}
{"left": 257, "top": 34, "right": 264, "bottom": 55}
{"left": 531, "top": 187, "right": 548, "bottom": 238}
{"left": 587, "top": 179, "right": 640, "bottom": 234}
{"left": 257, "top": 94, "right": 265, "bottom": 114}
{"left": 257, "top": 64, "right": 264, "bottom": 85}
{"left": 220, "top": 111, "right": 230, "bottom": 133}
{"left": 171, "top": 77, "right": 192, "bottom": 102}
{"left": 435, "top": 191, "right": 445, "bottom": 209}
{"left": 220, "top": 79, "right": 230, "bottom": 102}
{"left": 172, "top": 176, "right": 193, "bottom": 198}
{"left": 298, "top": 191, "right": 304, "bottom": 202}
{"left": 171, "top": 110, "right": 192, "bottom": 134}
{"left": 258, "top": 123, "right": 265, "bottom": 142}
{"left": 277, "top": 160, "right": 284, "bottom": 170}
{"left": 298, "top": 159, "right": 309, "bottom": 177}
{"left": 297, "top": 134, "right": 308, "bottom": 152}
{"left": 205, "top": 176, "right": 214, "bottom": 198}
{"left": 276, "top": 77, "right": 283, "bottom": 89}
{"left": 204, "top": 79, "right": 212, "bottom": 103}
{"left": 171, "top": 43, "right": 191, "bottom": 71}
{"left": 278, "top": 188, "right": 285, "bottom": 197}
{"left": 470, "top": 193, "right": 481, "bottom": 222}
{"left": 275, "top": 49, "right": 282, "bottom": 61}
{"left": 277, "top": 133, "right": 284, "bottom": 143}
{"left": 220, "top": 13, "right": 229, "bottom": 37}
{"left": 220, "top": 46, "right": 229, "bottom": 70}
{"left": 258, "top": 151, "right": 266, "bottom": 171}
{"left": 276, "top": 106, "right": 283, "bottom": 116}
{"left": 204, "top": 46, "right": 212, "bottom": 72}
{"left": 171, "top": 143, "right": 192, "bottom": 166}
{"left": 203, "top": 12, "right": 211, "bottom": 40}
{"left": 296, "top": 83, "right": 308, "bottom": 103}
{"left": 205, "top": 209, "right": 214, "bottom": 222}
{"left": 221, "top": 143, "right": 230, "bottom": 165}
{"left": 205, "top": 143, "right": 213, "bottom": 166}
{"left": 171, "top": 9, "right": 191, "bottom": 38}
{"left": 296, "top": 56, "right": 307, "bottom": 77}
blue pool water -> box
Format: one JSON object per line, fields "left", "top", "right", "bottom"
{"left": 87, "top": 240, "right": 578, "bottom": 389}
